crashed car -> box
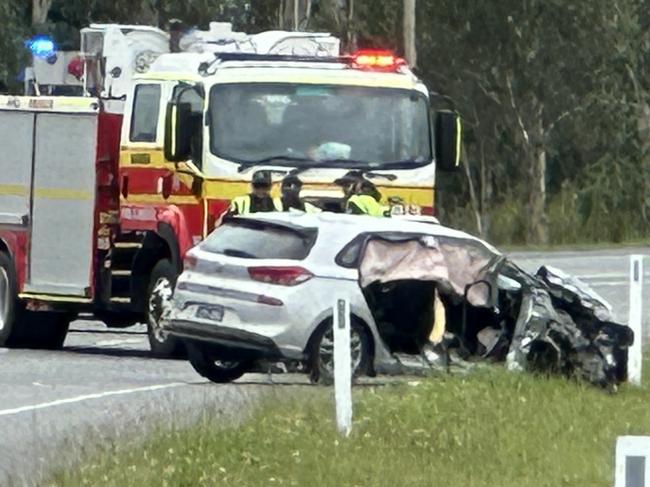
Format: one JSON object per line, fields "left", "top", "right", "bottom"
{"left": 162, "top": 212, "right": 633, "bottom": 388}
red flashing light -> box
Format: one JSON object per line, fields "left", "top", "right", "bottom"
{"left": 352, "top": 49, "right": 406, "bottom": 71}
{"left": 248, "top": 266, "right": 313, "bottom": 286}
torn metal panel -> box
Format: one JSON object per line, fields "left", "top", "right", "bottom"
{"left": 502, "top": 261, "right": 633, "bottom": 388}
{"left": 536, "top": 265, "right": 613, "bottom": 321}
{"left": 358, "top": 236, "right": 501, "bottom": 307}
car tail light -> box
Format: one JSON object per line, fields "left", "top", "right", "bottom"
{"left": 183, "top": 254, "right": 198, "bottom": 271}
{"left": 352, "top": 49, "right": 406, "bottom": 71}
{"left": 248, "top": 266, "right": 313, "bottom": 286}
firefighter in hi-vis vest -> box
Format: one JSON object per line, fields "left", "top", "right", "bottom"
{"left": 229, "top": 170, "right": 282, "bottom": 215}
{"left": 276, "top": 175, "right": 322, "bottom": 213}
{"left": 335, "top": 171, "right": 390, "bottom": 217}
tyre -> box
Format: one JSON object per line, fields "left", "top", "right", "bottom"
{"left": 308, "top": 319, "right": 371, "bottom": 385}
{"left": 0, "top": 251, "right": 71, "bottom": 350}
{"left": 185, "top": 341, "right": 250, "bottom": 383}
{"left": 146, "top": 259, "right": 183, "bottom": 357}
{"left": 0, "top": 251, "right": 18, "bottom": 347}
{"left": 8, "top": 312, "right": 71, "bottom": 350}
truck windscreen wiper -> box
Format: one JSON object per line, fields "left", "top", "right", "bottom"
{"left": 237, "top": 155, "right": 313, "bottom": 173}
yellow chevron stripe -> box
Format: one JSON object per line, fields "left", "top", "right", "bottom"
{"left": 34, "top": 188, "right": 93, "bottom": 200}
{"left": 121, "top": 194, "right": 199, "bottom": 205}
{"left": 0, "top": 184, "right": 28, "bottom": 196}
{"left": 0, "top": 185, "right": 94, "bottom": 200}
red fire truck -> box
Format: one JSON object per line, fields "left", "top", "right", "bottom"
{"left": 0, "top": 24, "right": 460, "bottom": 355}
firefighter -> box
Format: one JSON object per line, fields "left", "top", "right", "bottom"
{"left": 335, "top": 171, "right": 390, "bottom": 217}
{"left": 276, "top": 175, "right": 321, "bottom": 213}
{"left": 228, "top": 170, "right": 281, "bottom": 215}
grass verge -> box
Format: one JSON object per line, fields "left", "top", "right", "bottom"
{"left": 50, "top": 365, "right": 650, "bottom": 487}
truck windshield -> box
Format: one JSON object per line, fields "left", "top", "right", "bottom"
{"left": 208, "top": 83, "right": 431, "bottom": 168}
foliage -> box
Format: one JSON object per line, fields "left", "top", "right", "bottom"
{"left": 2, "top": 0, "right": 650, "bottom": 244}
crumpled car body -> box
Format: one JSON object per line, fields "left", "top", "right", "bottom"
{"left": 163, "top": 212, "right": 632, "bottom": 387}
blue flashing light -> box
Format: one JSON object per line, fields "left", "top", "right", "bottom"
{"left": 26, "top": 36, "right": 56, "bottom": 59}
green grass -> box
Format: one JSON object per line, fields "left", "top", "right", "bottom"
{"left": 50, "top": 365, "right": 650, "bottom": 487}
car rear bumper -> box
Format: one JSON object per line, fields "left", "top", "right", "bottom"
{"left": 166, "top": 319, "right": 282, "bottom": 359}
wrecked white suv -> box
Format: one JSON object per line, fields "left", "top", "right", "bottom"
{"left": 163, "top": 213, "right": 633, "bottom": 388}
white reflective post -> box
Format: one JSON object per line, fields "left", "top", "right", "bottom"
{"left": 628, "top": 255, "right": 643, "bottom": 386}
{"left": 615, "top": 436, "right": 650, "bottom": 487}
{"left": 333, "top": 298, "right": 352, "bottom": 437}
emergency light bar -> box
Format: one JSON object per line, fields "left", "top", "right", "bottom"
{"left": 351, "top": 49, "right": 406, "bottom": 71}
{"left": 202, "top": 49, "right": 408, "bottom": 76}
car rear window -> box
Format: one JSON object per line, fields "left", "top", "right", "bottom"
{"left": 201, "top": 221, "right": 317, "bottom": 260}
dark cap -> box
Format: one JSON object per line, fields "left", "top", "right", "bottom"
{"left": 252, "top": 170, "right": 272, "bottom": 187}
{"left": 334, "top": 170, "right": 364, "bottom": 187}
{"left": 281, "top": 175, "right": 303, "bottom": 192}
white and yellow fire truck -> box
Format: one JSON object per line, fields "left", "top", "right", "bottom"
{"left": 0, "top": 23, "right": 460, "bottom": 355}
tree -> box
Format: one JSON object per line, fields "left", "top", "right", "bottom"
{"left": 417, "top": 0, "right": 646, "bottom": 244}
{"left": 403, "top": 0, "right": 415, "bottom": 67}
{"left": 32, "top": 0, "right": 53, "bottom": 25}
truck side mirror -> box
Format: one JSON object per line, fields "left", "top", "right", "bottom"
{"left": 164, "top": 101, "right": 193, "bottom": 162}
{"left": 435, "top": 110, "right": 462, "bottom": 171}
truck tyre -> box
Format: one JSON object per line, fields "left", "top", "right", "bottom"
{"left": 146, "top": 259, "right": 183, "bottom": 357}
{"left": 0, "top": 252, "right": 70, "bottom": 350}
{"left": 308, "top": 319, "right": 371, "bottom": 385}
{"left": 8, "top": 312, "right": 71, "bottom": 350}
{"left": 0, "top": 252, "right": 18, "bottom": 347}
{"left": 185, "top": 342, "right": 250, "bottom": 383}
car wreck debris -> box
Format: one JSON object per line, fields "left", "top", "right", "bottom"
{"left": 164, "top": 213, "right": 633, "bottom": 389}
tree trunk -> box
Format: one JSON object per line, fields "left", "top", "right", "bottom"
{"left": 403, "top": 0, "right": 417, "bottom": 67}
{"left": 32, "top": 0, "right": 52, "bottom": 25}
{"left": 478, "top": 138, "right": 492, "bottom": 238}
{"left": 528, "top": 102, "right": 548, "bottom": 245}
{"left": 462, "top": 146, "right": 483, "bottom": 236}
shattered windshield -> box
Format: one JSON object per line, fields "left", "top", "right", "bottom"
{"left": 208, "top": 83, "right": 431, "bottom": 168}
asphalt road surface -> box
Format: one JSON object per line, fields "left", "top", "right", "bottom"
{"left": 1, "top": 247, "right": 648, "bottom": 485}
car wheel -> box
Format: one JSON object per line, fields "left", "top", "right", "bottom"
{"left": 146, "top": 259, "right": 183, "bottom": 357}
{"left": 185, "top": 342, "right": 250, "bottom": 383}
{"left": 309, "top": 319, "right": 371, "bottom": 385}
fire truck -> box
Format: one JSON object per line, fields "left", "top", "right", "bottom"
{"left": 0, "top": 23, "right": 460, "bottom": 355}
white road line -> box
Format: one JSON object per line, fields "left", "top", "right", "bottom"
{"left": 0, "top": 382, "right": 190, "bottom": 418}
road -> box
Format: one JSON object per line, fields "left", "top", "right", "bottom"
{"left": 0, "top": 247, "right": 648, "bottom": 485}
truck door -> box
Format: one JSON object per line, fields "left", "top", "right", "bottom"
{"left": 25, "top": 109, "right": 99, "bottom": 297}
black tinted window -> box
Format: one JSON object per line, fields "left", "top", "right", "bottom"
{"left": 202, "top": 222, "right": 317, "bottom": 260}
{"left": 130, "top": 84, "right": 161, "bottom": 142}
{"left": 336, "top": 236, "right": 365, "bottom": 268}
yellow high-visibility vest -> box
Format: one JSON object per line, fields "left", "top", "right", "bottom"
{"left": 273, "top": 198, "right": 322, "bottom": 213}
{"left": 347, "top": 194, "right": 389, "bottom": 217}
{"left": 230, "top": 195, "right": 282, "bottom": 215}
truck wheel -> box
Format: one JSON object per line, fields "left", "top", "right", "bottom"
{"left": 0, "top": 252, "right": 18, "bottom": 347}
{"left": 308, "top": 319, "right": 371, "bottom": 385}
{"left": 185, "top": 342, "right": 250, "bottom": 383}
{"left": 8, "top": 312, "right": 71, "bottom": 350}
{"left": 146, "top": 259, "right": 183, "bottom": 357}
{"left": 0, "top": 252, "right": 70, "bottom": 350}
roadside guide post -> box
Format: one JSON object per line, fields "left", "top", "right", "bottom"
{"left": 333, "top": 298, "right": 352, "bottom": 437}
{"left": 615, "top": 436, "right": 650, "bottom": 487}
{"left": 628, "top": 255, "right": 643, "bottom": 386}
